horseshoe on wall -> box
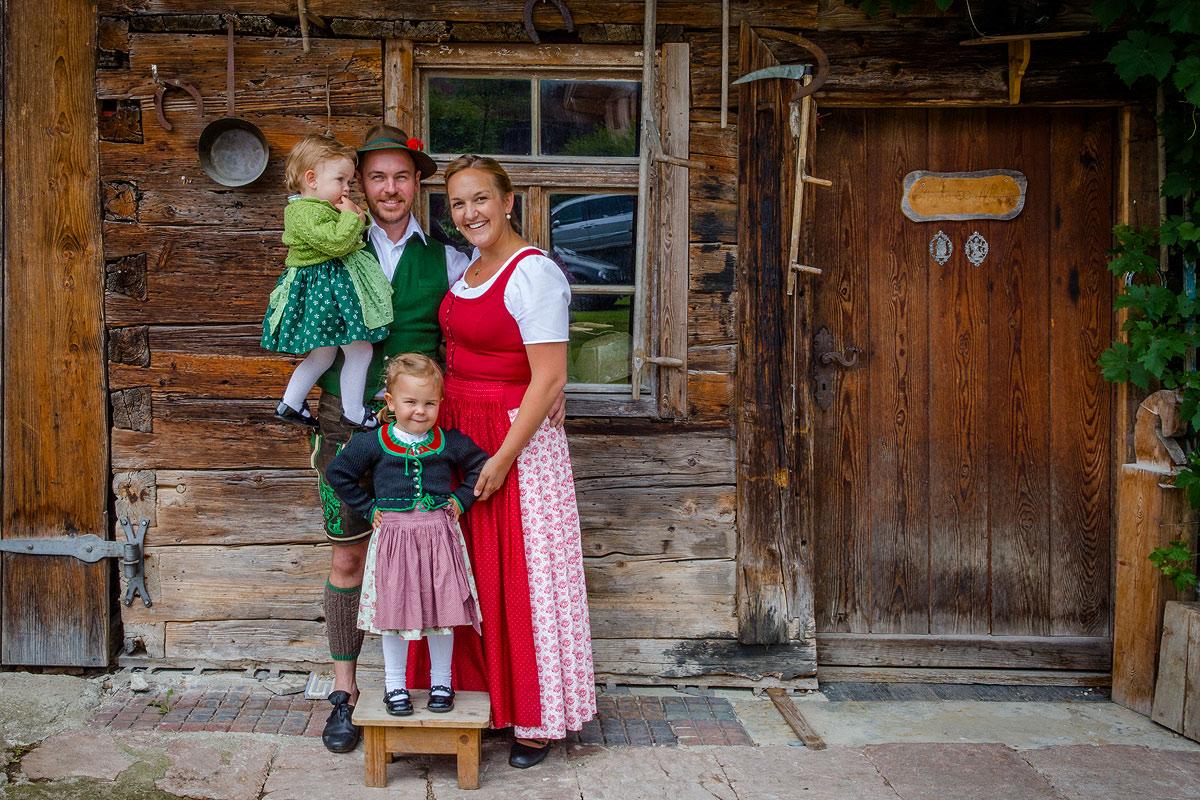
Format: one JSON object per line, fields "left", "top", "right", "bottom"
{"left": 150, "top": 64, "right": 204, "bottom": 132}
{"left": 523, "top": 0, "right": 575, "bottom": 44}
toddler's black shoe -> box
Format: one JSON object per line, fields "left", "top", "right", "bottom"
{"left": 341, "top": 410, "right": 381, "bottom": 431}
{"left": 275, "top": 399, "right": 319, "bottom": 428}
{"left": 427, "top": 686, "right": 455, "bottom": 713}
{"left": 384, "top": 688, "right": 413, "bottom": 716}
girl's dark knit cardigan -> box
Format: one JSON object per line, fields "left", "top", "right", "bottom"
{"left": 326, "top": 424, "right": 490, "bottom": 518}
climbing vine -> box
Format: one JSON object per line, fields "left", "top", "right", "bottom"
{"left": 1090, "top": 0, "right": 1200, "bottom": 589}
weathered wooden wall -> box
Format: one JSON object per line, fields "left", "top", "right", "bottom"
{"left": 95, "top": 0, "right": 1136, "bottom": 682}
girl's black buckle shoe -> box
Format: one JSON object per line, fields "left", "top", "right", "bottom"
{"left": 383, "top": 688, "right": 413, "bottom": 716}
{"left": 427, "top": 686, "right": 455, "bottom": 713}
{"left": 341, "top": 410, "right": 380, "bottom": 432}
{"left": 508, "top": 738, "right": 550, "bottom": 769}
{"left": 275, "top": 399, "right": 319, "bottom": 428}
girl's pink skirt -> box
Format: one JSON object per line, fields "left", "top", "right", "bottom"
{"left": 357, "top": 508, "right": 481, "bottom": 637}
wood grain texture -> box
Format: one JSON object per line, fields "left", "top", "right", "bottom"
{"left": 866, "top": 109, "right": 930, "bottom": 635}
{"left": 812, "top": 108, "right": 870, "bottom": 635}
{"left": 657, "top": 42, "right": 690, "bottom": 418}
{"left": 817, "top": 633, "right": 1111, "bottom": 670}
{"left": 1151, "top": 601, "right": 1200, "bottom": 738}
{"left": 734, "top": 23, "right": 799, "bottom": 646}
{"left": 1113, "top": 468, "right": 1193, "bottom": 715}
{"left": 926, "top": 109, "right": 989, "bottom": 636}
{"left": 3, "top": 0, "right": 110, "bottom": 666}
{"left": 1048, "top": 110, "right": 1114, "bottom": 637}
{"left": 987, "top": 109, "right": 1052, "bottom": 637}
{"left": 98, "top": 1, "right": 819, "bottom": 28}
{"left": 124, "top": 543, "right": 733, "bottom": 636}
{"left": 98, "top": 34, "right": 381, "bottom": 230}
{"left": 811, "top": 108, "right": 1116, "bottom": 667}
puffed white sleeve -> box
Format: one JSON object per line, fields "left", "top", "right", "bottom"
{"left": 444, "top": 244, "right": 471, "bottom": 285}
{"left": 503, "top": 254, "right": 572, "bottom": 344}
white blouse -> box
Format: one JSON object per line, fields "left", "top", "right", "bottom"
{"left": 450, "top": 249, "right": 572, "bottom": 344}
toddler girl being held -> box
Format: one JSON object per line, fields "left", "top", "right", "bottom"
{"left": 262, "top": 134, "right": 393, "bottom": 430}
{"left": 326, "top": 354, "right": 488, "bottom": 715}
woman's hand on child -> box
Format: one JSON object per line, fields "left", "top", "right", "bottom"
{"left": 474, "top": 453, "right": 515, "bottom": 501}
{"left": 448, "top": 503, "right": 461, "bottom": 522}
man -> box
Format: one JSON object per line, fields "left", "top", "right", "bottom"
{"left": 312, "top": 124, "right": 469, "bottom": 753}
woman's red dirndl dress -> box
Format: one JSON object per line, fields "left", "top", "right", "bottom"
{"left": 408, "top": 248, "right": 596, "bottom": 737}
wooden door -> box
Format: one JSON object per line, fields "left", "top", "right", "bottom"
{"left": 811, "top": 109, "right": 1115, "bottom": 673}
{"left": 2, "top": 0, "right": 111, "bottom": 666}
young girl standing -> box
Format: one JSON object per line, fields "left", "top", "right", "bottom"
{"left": 326, "top": 354, "right": 489, "bottom": 714}
{"left": 262, "top": 135, "right": 394, "bottom": 430}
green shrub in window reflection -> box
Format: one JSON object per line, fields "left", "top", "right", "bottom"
{"left": 555, "top": 127, "right": 638, "bottom": 158}
{"left": 428, "top": 80, "right": 531, "bottom": 155}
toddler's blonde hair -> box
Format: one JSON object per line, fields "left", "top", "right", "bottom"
{"left": 285, "top": 135, "right": 358, "bottom": 195}
{"left": 383, "top": 353, "right": 445, "bottom": 397}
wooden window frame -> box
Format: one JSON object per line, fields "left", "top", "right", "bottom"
{"left": 395, "top": 41, "right": 688, "bottom": 418}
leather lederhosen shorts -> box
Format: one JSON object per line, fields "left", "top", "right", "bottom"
{"left": 311, "top": 392, "right": 384, "bottom": 544}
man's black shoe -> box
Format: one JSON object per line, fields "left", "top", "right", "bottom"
{"left": 508, "top": 738, "right": 550, "bottom": 769}
{"left": 322, "top": 690, "right": 360, "bottom": 753}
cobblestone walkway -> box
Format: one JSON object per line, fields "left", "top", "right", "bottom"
{"left": 91, "top": 688, "right": 754, "bottom": 746}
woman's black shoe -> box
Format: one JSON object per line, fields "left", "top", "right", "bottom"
{"left": 383, "top": 688, "right": 413, "bottom": 716}
{"left": 508, "top": 738, "right": 550, "bottom": 769}
{"left": 427, "top": 686, "right": 455, "bottom": 713}
{"left": 275, "top": 399, "right": 319, "bottom": 428}
{"left": 321, "top": 690, "right": 360, "bottom": 753}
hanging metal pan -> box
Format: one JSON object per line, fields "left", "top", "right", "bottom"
{"left": 198, "top": 18, "right": 269, "bottom": 187}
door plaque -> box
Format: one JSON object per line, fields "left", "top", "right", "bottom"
{"left": 902, "top": 169, "right": 1026, "bottom": 221}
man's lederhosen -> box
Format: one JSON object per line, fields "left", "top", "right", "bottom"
{"left": 312, "top": 234, "right": 449, "bottom": 543}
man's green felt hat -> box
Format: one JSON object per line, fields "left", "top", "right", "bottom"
{"left": 357, "top": 126, "right": 437, "bottom": 179}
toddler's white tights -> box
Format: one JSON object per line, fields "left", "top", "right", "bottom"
{"left": 281, "top": 341, "right": 374, "bottom": 423}
{"left": 381, "top": 631, "right": 454, "bottom": 696}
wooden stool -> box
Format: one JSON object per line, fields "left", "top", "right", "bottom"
{"left": 351, "top": 688, "right": 490, "bottom": 790}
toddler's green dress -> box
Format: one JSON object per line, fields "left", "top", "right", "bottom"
{"left": 261, "top": 197, "right": 393, "bottom": 355}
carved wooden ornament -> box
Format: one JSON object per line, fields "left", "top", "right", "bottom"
{"left": 902, "top": 169, "right": 1027, "bottom": 222}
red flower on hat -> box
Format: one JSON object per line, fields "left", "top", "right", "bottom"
{"left": 406, "top": 137, "right": 424, "bottom": 152}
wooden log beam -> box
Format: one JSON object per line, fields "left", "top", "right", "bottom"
{"left": 96, "top": 1, "right": 819, "bottom": 28}
{"left": 818, "top": 633, "right": 1112, "bottom": 671}
{"left": 734, "top": 22, "right": 807, "bottom": 647}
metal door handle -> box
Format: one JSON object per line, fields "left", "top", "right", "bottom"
{"left": 818, "top": 347, "right": 860, "bottom": 368}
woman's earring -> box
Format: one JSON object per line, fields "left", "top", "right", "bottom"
{"left": 505, "top": 213, "right": 512, "bottom": 220}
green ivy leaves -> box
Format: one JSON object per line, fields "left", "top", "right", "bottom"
{"left": 1149, "top": 538, "right": 1200, "bottom": 593}
{"left": 1109, "top": 30, "right": 1176, "bottom": 82}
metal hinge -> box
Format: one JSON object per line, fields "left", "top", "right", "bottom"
{"left": 0, "top": 517, "right": 151, "bottom": 607}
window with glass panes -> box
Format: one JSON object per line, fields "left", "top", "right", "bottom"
{"left": 417, "top": 65, "right": 645, "bottom": 399}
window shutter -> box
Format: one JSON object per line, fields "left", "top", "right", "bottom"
{"left": 655, "top": 42, "right": 690, "bottom": 418}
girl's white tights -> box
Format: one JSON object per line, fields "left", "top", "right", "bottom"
{"left": 337, "top": 341, "right": 374, "bottom": 425}
{"left": 381, "top": 631, "right": 454, "bottom": 696}
{"left": 282, "top": 346, "right": 336, "bottom": 413}
{"left": 281, "top": 341, "right": 374, "bottom": 423}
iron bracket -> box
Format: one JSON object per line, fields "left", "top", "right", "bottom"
{"left": 0, "top": 518, "right": 151, "bottom": 607}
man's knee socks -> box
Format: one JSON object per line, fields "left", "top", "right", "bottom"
{"left": 324, "top": 581, "right": 364, "bottom": 662}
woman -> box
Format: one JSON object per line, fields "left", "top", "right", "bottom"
{"left": 410, "top": 154, "right": 596, "bottom": 768}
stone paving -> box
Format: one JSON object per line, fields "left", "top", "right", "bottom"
{"left": 90, "top": 684, "right": 752, "bottom": 746}
{"left": 5, "top": 671, "right": 1200, "bottom": 800}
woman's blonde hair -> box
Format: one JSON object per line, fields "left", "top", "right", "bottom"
{"left": 444, "top": 154, "right": 516, "bottom": 197}
{"left": 285, "top": 135, "right": 358, "bottom": 194}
